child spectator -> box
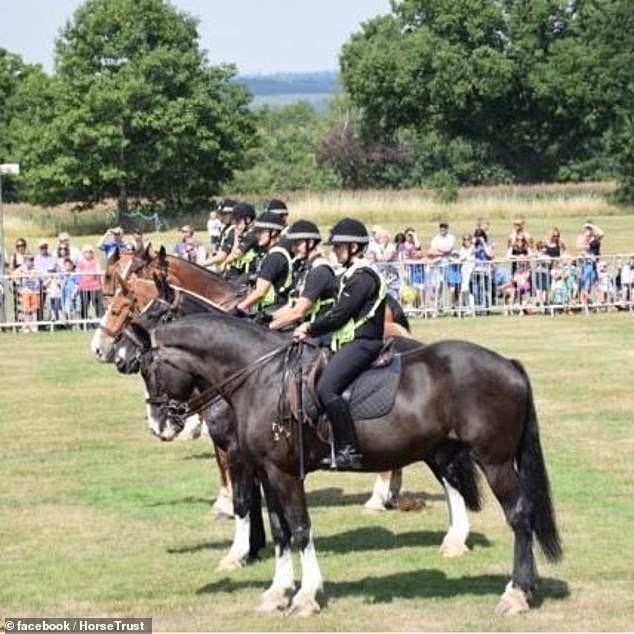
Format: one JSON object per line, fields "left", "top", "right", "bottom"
{"left": 77, "top": 245, "right": 103, "bottom": 319}
{"left": 13, "top": 253, "right": 40, "bottom": 332}
{"left": 596, "top": 260, "right": 613, "bottom": 306}
{"left": 533, "top": 241, "right": 551, "bottom": 311}
{"left": 620, "top": 256, "right": 634, "bottom": 305}
{"left": 472, "top": 228, "right": 494, "bottom": 315}
{"left": 459, "top": 234, "right": 475, "bottom": 315}
{"left": 61, "top": 258, "right": 80, "bottom": 323}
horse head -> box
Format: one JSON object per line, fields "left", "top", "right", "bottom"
{"left": 118, "top": 321, "right": 199, "bottom": 442}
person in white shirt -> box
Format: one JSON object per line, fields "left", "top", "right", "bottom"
{"left": 429, "top": 222, "right": 456, "bottom": 258}
{"left": 207, "top": 210, "right": 223, "bottom": 249}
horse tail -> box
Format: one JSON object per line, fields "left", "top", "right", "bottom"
{"left": 386, "top": 294, "right": 411, "bottom": 333}
{"left": 445, "top": 448, "right": 482, "bottom": 512}
{"left": 511, "top": 359, "right": 563, "bottom": 563}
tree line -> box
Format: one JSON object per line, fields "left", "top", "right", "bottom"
{"left": 1, "top": 0, "right": 633, "bottom": 213}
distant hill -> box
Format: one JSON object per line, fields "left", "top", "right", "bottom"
{"left": 235, "top": 70, "right": 341, "bottom": 112}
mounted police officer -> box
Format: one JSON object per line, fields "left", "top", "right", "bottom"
{"left": 294, "top": 218, "right": 386, "bottom": 471}
{"left": 236, "top": 211, "right": 294, "bottom": 314}
{"left": 266, "top": 199, "right": 290, "bottom": 234}
{"left": 207, "top": 199, "right": 237, "bottom": 268}
{"left": 269, "top": 220, "right": 337, "bottom": 336}
{"left": 221, "top": 203, "right": 259, "bottom": 283}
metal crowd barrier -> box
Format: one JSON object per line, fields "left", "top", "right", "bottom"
{"left": 1, "top": 254, "right": 633, "bottom": 331}
{"left": 0, "top": 271, "right": 104, "bottom": 331}
{"left": 375, "top": 253, "right": 634, "bottom": 318}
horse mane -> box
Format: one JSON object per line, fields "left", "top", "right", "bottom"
{"left": 154, "top": 310, "right": 287, "bottom": 350}
{"left": 164, "top": 254, "right": 232, "bottom": 289}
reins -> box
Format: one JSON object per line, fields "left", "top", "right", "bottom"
{"left": 147, "top": 340, "right": 294, "bottom": 423}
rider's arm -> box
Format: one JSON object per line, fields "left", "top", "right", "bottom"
{"left": 270, "top": 265, "right": 334, "bottom": 329}
{"left": 307, "top": 272, "right": 376, "bottom": 337}
{"left": 237, "top": 252, "right": 285, "bottom": 311}
{"left": 269, "top": 297, "right": 313, "bottom": 330}
{"left": 238, "top": 278, "right": 272, "bottom": 311}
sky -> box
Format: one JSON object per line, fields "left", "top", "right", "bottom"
{"left": 0, "top": 0, "right": 391, "bottom": 75}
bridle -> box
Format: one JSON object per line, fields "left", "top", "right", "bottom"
{"left": 145, "top": 340, "right": 295, "bottom": 429}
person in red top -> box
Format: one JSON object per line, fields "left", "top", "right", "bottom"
{"left": 76, "top": 245, "right": 103, "bottom": 319}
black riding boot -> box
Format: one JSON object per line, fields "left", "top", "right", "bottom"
{"left": 321, "top": 397, "right": 363, "bottom": 471}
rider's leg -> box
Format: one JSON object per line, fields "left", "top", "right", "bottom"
{"left": 316, "top": 339, "right": 382, "bottom": 468}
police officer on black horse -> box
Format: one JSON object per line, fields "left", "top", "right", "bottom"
{"left": 294, "top": 218, "right": 386, "bottom": 471}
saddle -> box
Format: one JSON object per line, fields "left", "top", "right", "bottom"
{"left": 288, "top": 339, "right": 402, "bottom": 425}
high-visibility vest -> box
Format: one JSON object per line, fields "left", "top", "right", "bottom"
{"left": 256, "top": 246, "right": 294, "bottom": 310}
{"left": 331, "top": 259, "right": 387, "bottom": 351}
{"left": 232, "top": 246, "right": 258, "bottom": 273}
{"left": 295, "top": 256, "right": 337, "bottom": 323}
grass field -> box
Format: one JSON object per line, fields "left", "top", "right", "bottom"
{"left": 1, "top": 314, "right": 633, "bottom": 631}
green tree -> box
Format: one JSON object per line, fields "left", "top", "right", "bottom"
{"left": 0, "top": 49, "right": 39, "bottom": 200}
{"left": 340, "top": 0, "right": 634, "bottom": 185}
{"left": 232, "top": 101, "right": 340, "bottom": 193}
{"left": 12, "top": 0, "right": 255, "bottom": 213}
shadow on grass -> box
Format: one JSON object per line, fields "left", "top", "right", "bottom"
{"left": 167, "top": 539, "right": 234, "bottom": 554}
{"left": 169, "top": 526, "right": 490, "bottom": 557}
{"left": 306, "top": 487, "right": 445, "bottom": 507}
{"left": 196, "top": 570, "right": 569, "bottom": 607}
{"left": 182, "top": 451, "right": 215, "bottom": 461}
{"left": 147, "top": 495, "right": 213, "bottom": 508}
{"left": 316, "top": 526, "right": 491, "bottom": 553}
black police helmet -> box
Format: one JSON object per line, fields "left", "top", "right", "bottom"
{"left": 267, "top": 199, "right": 288, "bottom": 215}
{"left": 232, "top": 202, "right": 256, "bottom": 223}
{"left": 285, "top": 220, "right": 321, "bottom": 242}
{"left": 253, "top": 211, "right": 286, "bottom": 233}
{"left": 217, "top": 198, "right": 237, "bottom": 214}
{"left": 325, "top": 218, "right": 369, "bottom": 245}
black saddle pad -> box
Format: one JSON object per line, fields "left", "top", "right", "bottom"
{"left": 303, "top": 354, "right": 402, "bottom": 422}
{"left": 345, "top": 355, "right": 401, "bottom": 421}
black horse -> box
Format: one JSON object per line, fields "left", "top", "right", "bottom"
{"left": 122, "top": 308, "right": 562, "bottom": 617}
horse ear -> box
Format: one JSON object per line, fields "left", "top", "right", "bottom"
{"left": 130, "top": 322, "right": 151, "bottom": 349}
{"left": 158, "top": 245, "right": 166, "bottom": 259}
{"left": 143, "top": 242, "right": 154, "bottom": 260}
{"left": 116, "top": 272, "right": 130, "bottom": 295}
{"left": 152, "top": 272, "right": 174, "bottom": 302}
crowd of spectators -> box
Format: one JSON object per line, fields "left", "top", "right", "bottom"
{"left": 2, "top": 212, "right": 632, "bottom": 330}
{"left": 4, "top": 228, "right": 139, "bottom": 331}
{"left": 365, "top": 217, "right": 632, "bottom": 316}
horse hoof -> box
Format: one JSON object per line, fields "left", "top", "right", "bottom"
{"left": 212, "top": 496, "right": 234, "bottom": 520}
{"left": 363, "top": 495, "right": 388, "bottom": 512}
{"left": 215, "top": 555, "right": 245, "bottom": 573}
{"left": 439, "top": 535, "right": 469, "bottom": 558}
{"left": 285, "top": 594, "right": 320, "bottom": 618}
{"left": 256, "top": 589, "right": 293, "bottom": 613}
{"left": 494, "top": 582, "right": 530, "bottom": 616}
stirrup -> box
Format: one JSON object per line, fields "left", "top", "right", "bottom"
{"left": 320, "top": 445, "right": 363, "bottom": 471}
